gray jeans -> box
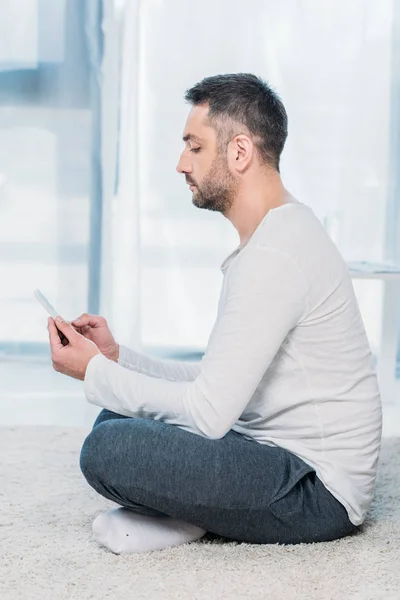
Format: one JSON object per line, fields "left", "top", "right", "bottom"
{"left": 80, "top": 409, "right": 358, "bottom": 544}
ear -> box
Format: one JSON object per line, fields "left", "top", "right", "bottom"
{"left": 227, "top": 134, "right": 254, "bottom": 173}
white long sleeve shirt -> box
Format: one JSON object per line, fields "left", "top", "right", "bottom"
{"left": 84, "top": 200, "right": 382, "bottom": 526}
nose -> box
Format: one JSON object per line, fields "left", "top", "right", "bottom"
{"left": 176, "top": 152, "right": 192, "bottom": 174}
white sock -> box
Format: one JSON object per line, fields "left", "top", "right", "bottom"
{"left": 92, "top": 507, "right": 207, "bottom": 554}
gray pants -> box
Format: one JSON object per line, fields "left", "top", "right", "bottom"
{"left": 80, "top": 409, "right": 358, "bottom": 545}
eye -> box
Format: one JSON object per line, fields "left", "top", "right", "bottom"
{"left": 190, "top": 147, "right": 201, "bottom": 153}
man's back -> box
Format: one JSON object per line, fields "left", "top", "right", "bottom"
{"left": 219, "top": 199, "right": 382, "bottom": 526}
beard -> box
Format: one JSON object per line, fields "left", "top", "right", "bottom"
{"left": 188, "top": 155, "right": 237, "bottom": 215}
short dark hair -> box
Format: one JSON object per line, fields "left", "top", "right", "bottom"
{"left": 184, "top": 73, "right": 288, "bottom": 172}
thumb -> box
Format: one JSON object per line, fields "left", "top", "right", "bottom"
{"left": 55, "top": 316, "right": 79, "bottom": 340}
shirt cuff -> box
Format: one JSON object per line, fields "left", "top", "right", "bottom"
{"left": 84, "top": 352, "right": 110, "bottom": 404}
{"left": 117, "top": 344, "right": 135, "bottom": 368}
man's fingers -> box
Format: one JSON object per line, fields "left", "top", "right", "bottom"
{"left": 71, "top": 313, "right": 88, "bottom": 326}
{"left": 54, "top": 316, "right": 78, "bottom": 341}
{"left": 71, "top": 313, "right": 106, "bottom": 328}
{"left": 48, "top": 317, "right": 63, "bottom": 351}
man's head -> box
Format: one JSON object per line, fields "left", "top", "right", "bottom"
{"left": 176, "top": 73, "right": 288, "bottom": 215}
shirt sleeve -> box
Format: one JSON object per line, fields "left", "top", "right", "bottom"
{"left": 84, "top": 246, "right": 309, "bottom": 439}
{"left": 118, "top": 345, "right": 201, "bottom": 381}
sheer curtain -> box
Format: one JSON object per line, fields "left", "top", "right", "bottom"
{"left": 102, "top": 0, "right": 397, "bottom": 361}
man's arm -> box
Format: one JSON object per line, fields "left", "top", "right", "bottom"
{"left": 84, "top": 247, "right": 308, "bottom": 439}
{"left": 117, "top": 345, "right": 201, "bottom": 382}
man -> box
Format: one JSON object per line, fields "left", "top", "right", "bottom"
{"left": 48, "top": 73, "right": 382, "bottom": 554}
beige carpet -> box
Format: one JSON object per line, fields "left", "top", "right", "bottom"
{"left": 0, "top": 428, "right": 399, "bottom": 600}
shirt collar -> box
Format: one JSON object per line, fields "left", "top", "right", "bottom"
{"left": 220, "top": 242, "right": 246, "bottom": 272}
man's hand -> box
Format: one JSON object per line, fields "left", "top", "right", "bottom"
{"left": 71, "top": 313, "right": 119, "bottom": 362}
{"left": 48, "top": 316, "right": 101, "bottom": 381}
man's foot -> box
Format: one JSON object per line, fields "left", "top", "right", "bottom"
{"left": 92, "top": 507, "right": 207, "bottom": 554}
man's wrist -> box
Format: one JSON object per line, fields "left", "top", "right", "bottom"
{"left": 112, "top": 344, "right": 120, "bottom": 363}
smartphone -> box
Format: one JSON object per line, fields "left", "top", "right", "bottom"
{"left": 33, "top": 289, "right": 69, "bottom": 346}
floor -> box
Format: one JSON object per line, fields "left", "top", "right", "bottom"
{"left": 1, "top": 422, "right": 400, "bottom": 600}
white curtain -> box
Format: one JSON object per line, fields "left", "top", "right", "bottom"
{"left": 101, "top": 0, "right": 396, "bottom": 356}
{"left": 100, "top": 0, "right": 143, "bottom": 350}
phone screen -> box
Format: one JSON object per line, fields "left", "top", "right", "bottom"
{"left": 33, "top": 289, "right": 70, "bottom": 346}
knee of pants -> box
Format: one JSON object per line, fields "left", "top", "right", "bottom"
{"left": 80, "top": 422, "right": 108, "bottom": 485}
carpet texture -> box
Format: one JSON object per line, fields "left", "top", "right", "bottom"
{"left": 0, "top": 427, "right": 399, "bottom": 600}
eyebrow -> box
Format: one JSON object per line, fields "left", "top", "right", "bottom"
{"left": 182, "top": 133, "right": 203, "bottom": 143}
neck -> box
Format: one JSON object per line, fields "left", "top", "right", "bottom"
{"left": 225, "top": 170, "right": 290, "bottom": 245}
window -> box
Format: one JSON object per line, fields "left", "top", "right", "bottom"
{"left": 0, "top": 0, "right": 101, "bottom": 356}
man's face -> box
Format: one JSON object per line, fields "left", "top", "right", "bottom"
{"left": 176, "top": 105, "right": 237, "bottom": 214}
